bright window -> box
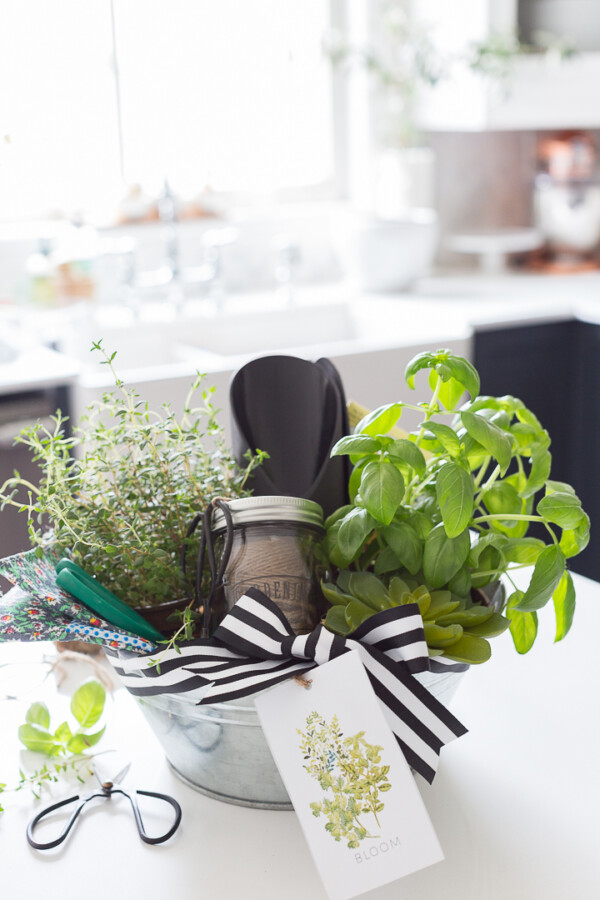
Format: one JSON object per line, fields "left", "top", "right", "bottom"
{"left": 0, "top": 1, "right": 338, "bottom": 222}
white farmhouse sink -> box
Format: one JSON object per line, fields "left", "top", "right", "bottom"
{"left": 63, "top": 290, "right": 471, "bottom": 441}
{"left": 59, "top": 297, "right": 374, "bottom": 379}
{"left": 179, "top": 302, "right": 361, "bottom": 357}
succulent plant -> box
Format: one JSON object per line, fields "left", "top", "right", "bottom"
{"left": 322, "top": 569, "right": 510, "bottom": 665}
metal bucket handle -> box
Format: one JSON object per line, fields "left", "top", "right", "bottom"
{"left": 180, "top": 499, "right": 234, "bottom": 638}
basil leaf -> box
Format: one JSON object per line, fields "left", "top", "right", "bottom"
{"left": 423, "top": 422, "right": 461, "bottom": 457}
{"left": 520, "top": 445, "right": 552, "bottom": 499}
{"left": 482, "top": 480, "right": 520, "bottom": 517}
{"left": 560, "top": 512, "right": 590, "bottom": 558}
{"left": 546, "top": 480, "right": 577, "bottom": 496}
{"left": 325, "top": 521, "right": 353, "bottom": 569}
{"left": 436, "top": 462, "right": 474, "bottom": 538}
{"left": 18, "top": 724, "right": 61, "bottom": 756}
{"left": 442, "top": 356, "right": 480, "bottom": 399}
{"left": 70, "top": 680, "right": 106, "bottom": 728}
{"left": 423, "top": 523, "right": 470, "bottom": 589}
{"left": 386, "top": 439, "right": 426, "bottom": 477}
{"left": 511, "top": 422, "right": 541, "bottom": 455}
{"left": 469, "top": 532, "right": 508, "bottom": 566}
{"left": 25, "top": 702, "right": 50, "bottom": 730}
{"left": 348, "top": 459, "right": 367, "bottom": 502}
{"left": 330, "top": 434, "right": 382, "bottom": 457}
{"left": 501, "top": 537, "right": 545, "bottom": 565}
{"left": 381, "top": 521, "right": 423, "bottom": 574}
{"left": 374, "top": 546, "right": 402, "bottom": 575}
{"left": 66, "top": 726, "right": 106, "bottom": 754}
{"left": 324, "top": 504, "right": 354, "bottom": 529}
{"left": 439, "top": 377, "right": 467, "bottom": 411}
{"left": 516, "top": 407, "right": 542, "bottom": 429}
{"left": 405, "top": 350, "right": 441, "bottom": 389}
{"left": 461, "top": 411, "right": 512, "bottom": 474}
{"left": 553, "top": 571, "right": 576, "bottom": 643}
{"left": 359, "top": 460, "right": 404, "bottom": 526}
{"left": 506, "top": 590, "right": 538, "bottom": 654}
{"left": 355, "top": 403, "right": 403, "bottom": 437}
{"left": 54, "top": 721, "right": 73, "bottom": 743}
{"left": 406, "top": 350, "right": 479, "bottom": 397}
{"left": 402, "top": 509, "right": 434, "bottom": 539}
{"left": 337, "top": 507, "right": 376, "bottom": 559}
{"left": 464, "top": 396, "right": 503, "bottom": 414}
{"left": 447, "top": 565, "right": 472, "bottom": 598}
{"left": 537, "top": 492, "right": 585, "bottom": 530}
{"left": 516, "top": 545, "right": 565, "bottom": 611}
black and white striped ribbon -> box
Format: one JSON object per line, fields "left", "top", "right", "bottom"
{"left": 108, "top": 588, "right": 467, "bottom": 783}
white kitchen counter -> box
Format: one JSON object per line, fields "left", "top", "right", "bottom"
{"left": 0, "top": 346, "right": 79, "bottom": 398}
{"left": 2, "top": 267, "right": 599, "bottom": 420}
{"left": 1, "top": 569, "right": 598, "bottom": 900}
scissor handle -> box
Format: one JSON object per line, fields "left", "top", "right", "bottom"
{"left": 26, "top": 794, "right": 88, "bottom": 850}
{"left": 27, "top": 788, "right": 181, "bottom": 850}
{"left": 118, "top": 788, "right": 182, "bottom": 845}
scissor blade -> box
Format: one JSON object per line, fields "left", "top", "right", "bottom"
{"left": 93, "top": 753, "right": 131, "bottom": 788}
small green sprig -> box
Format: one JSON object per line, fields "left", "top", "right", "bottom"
{"left": 17, "top": 680, "right": 106, "bottom": 757}
{"left": 0, "top": 758, "right": 94, "bottom": 810}
{"left": 0, "top": 680, "right": 107, "bottom": 812}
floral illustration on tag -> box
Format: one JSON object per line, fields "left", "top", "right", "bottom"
{"left": 298, "top": 711, "right": 392, "bottom": 849}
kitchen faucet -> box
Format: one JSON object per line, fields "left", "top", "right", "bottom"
{"left": 123, "top": 180, "right": 237, "bottom": 314}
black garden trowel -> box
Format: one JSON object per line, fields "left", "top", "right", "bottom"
{"left": 229, "top": 355, "right": 351, "bottom": 518}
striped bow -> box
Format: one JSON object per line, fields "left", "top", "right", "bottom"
{"left": 110, "top": 588, "right": 467, "bottom": 783}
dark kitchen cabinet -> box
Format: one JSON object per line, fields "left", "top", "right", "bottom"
{"left": 0, "top": 385, "right": 70, "bottom": 593}
{"left": 475, "top": 319, "right": 597, "bottom": 579}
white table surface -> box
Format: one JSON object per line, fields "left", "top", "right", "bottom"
{"left": 1, "top": 571, "right": 599, "bottom": 900}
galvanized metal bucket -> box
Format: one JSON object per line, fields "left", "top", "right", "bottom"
{"left": 136, "top": 691, "right": 292, "bottom": 809}
{"left": 135, "top": 666, "right": 466, "bottom": 809}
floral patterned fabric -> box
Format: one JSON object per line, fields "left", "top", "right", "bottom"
{"left": 0, "top": 548, "right": 157, "bottom": 652}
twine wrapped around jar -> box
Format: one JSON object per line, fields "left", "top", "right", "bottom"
{"left": 211, "top": 497, "right": 327, "bottom": 634}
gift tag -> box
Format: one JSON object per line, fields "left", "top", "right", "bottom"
{"left": 255, "top": 651, "right": 444, "bottom": 900}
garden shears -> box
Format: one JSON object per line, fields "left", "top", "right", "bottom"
{"left": 26, "top": 761, "right": 182, "bottom": 850}
{"left": 55, "top": 558, "right": 164, "bottom": 644}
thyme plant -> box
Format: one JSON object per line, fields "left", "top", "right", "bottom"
{"left": 0, "top": 342, "right": 263, "bottom": 609}
{"left": 299, "top": 712, "right": 392, "bottom": 849}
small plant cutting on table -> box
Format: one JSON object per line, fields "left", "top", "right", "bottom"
{"left": 0, "top": 680, "right": 106, "bottom": 811}
{"left": 322, "top": 349, "right": 590, "bottom": 664}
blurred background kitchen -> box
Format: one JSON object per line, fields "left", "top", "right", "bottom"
{"left": 2, "top": 0, "right": 600, "bottom": 578}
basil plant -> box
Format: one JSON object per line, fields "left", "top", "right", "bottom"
{"left": 322, "top": 349, "right": 589, "bottom": 665}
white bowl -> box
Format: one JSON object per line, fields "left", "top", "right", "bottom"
{"left": 334, "top": 209, "right": 439, "bottom": 293}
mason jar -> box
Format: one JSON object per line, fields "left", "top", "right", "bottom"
{"left": 211, "top": 496, "right": 327, "bottom": 634}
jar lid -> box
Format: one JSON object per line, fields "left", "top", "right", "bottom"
{"left": 211, "top": 496, "right": 324, "bottom": 531}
